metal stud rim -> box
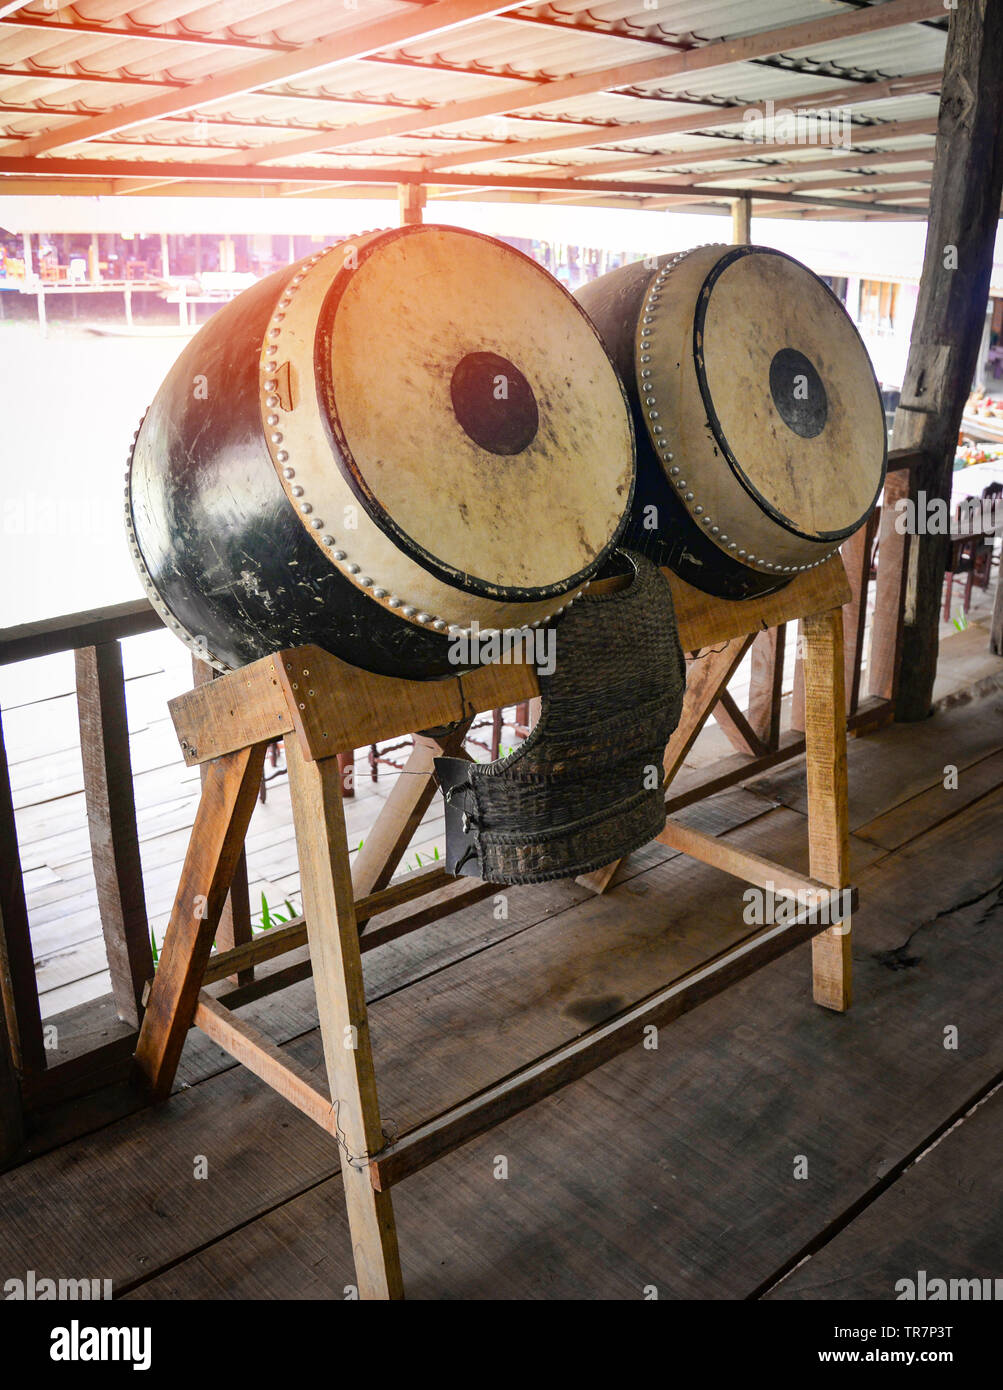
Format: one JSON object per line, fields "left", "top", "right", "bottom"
{"left": 637, "top": 245, "right": 838, "bottom": 577}
{"left": 257, "top": 233, "right": 589, "bottom": 641}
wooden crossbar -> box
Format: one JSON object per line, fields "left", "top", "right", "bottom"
{"left": 201, "top": 870, "right": 496, "bottom": 988}
{"left": 202, "top": 862, "right": 452, "bottom": 985}
{"left": 657, "top": 818, "right": 856, "bottom": 916}
{"left": 190, "top": 900, "right": 847, "bottom": 1196}
{"left": 194, "top": 991, "right": 340, "bottom": 1139}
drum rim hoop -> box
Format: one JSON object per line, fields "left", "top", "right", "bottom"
{"left": 313, "top": 223, "right": 636, "bottom": 603}
{"left": 691, "top": 243, "right": 888, "bottom": 545}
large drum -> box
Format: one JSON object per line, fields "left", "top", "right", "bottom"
{"left": 576, "top": 244, "right": 886, "bottom": 599}
{"left": 126, "top": 225, "right": 635, "bottom": 678}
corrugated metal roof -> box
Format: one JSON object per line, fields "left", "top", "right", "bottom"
{"left": 0, "top": 0, "right": 953, "bottom": 216}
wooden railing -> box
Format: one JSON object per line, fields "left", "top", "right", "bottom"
{"left": 0, "top": 598, "right": 258, "bottom": 1150}
{"left": 0, "top": 453, "right": 923, "bottom": 1158}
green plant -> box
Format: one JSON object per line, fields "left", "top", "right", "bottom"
{"left": 255, "top": 891, "right": 299, "bottom": 932}
{"left": 402, "top": 846, "right": 442, "bottom": 873}
{"left": 147, "top": 892, "right": 300, "bottom": 975}
{"left": 953, "top": 609, "right": 970, "bottom": 633}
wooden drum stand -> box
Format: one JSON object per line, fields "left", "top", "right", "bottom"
{"left": 134, "top": 556, "right": 856, "bottom": 1299}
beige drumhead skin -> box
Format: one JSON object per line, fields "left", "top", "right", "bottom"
{"left": 330, "top": 229, "right": 633, "bottom": 592}
{"left": 259, "top": 226, "right": 635, "bottom": 636}
{"left": 700, "top": 250, "right": 885, "bottom": 539}
{"left": 639, "top": 244, "right": 886, "bottom": 579}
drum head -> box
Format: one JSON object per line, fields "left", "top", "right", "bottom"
{"left": 312, "top": 226, "right": 634, "bottom": 598}
{"left": 695, "top": 247, "right": 885, "bottom": 542}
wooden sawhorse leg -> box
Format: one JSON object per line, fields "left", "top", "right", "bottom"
{"left": 352, "top": 722, "right": 471, "bottom": 899}
{"left": 802, "top": 606, "right": 852, "bottom": 1012}
{"left": 579, "top": 609, "right": 852, "bottom": 1012}
{"left": 135, "top": 743, "right": 267, "bottom": 1100}
{"left": 135, "top": 733, "right": 403, "bottom": 1298}
{"left": 285, "top": 738, "right": 403, "bottom": 1299}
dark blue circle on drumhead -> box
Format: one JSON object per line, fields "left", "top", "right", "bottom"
{"left": 769, "top": 348, "right": 828, "bottom": 439}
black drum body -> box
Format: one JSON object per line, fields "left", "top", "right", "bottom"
{"left": 127, "top": 225, "right": 636, "bottom": 678}
{"left": 576, "top": 244, "right": 887, "bottom": 600}
{"left": 127, "top": 266, "right": 442, "bottom": 677}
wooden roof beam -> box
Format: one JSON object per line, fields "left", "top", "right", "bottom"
{"left": 539, "top": 191, "right": 716, "bottom": 209}
{"left": 0, "top": 153, "right": 926, "bottom": 213}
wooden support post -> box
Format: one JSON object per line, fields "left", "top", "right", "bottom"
{"left": 872, "top": 0, "right": 1003, "bottom": 720}
{"left": 75, "top": 642, "right": 153, "bottom": 1026}
{"left": 868, "top": 458, "right": 917, "bottom": 704}
{"left": 990, "top": 587, "right": 1003, "bottom": 656}
{"left": 790, "top": 628, "right": 806, "bottom": 734}
{"left": 134, "top": 743, "right": 267, "bottom": 1100}
{"left": 747, "top": 625, "right": 786, "bottom": 750}
{"left": 991, "top": 564, "right": 1003, "bottom": 657}
{"left": 0, "top": 914, "right": 22, "bottom": 1164}
{"left": 802, "top": 607, "right": 852, "bottom": 1012}
{"left": 840, "top": 517, "right": 877, "bottom": 715}
{"left": 285, "top": 739, "right": 404, "bottom": 1301}
{"left": 0, "top": 708, "right": 45, "bottom": 1073}
{"left": 731, "top": 194, "right": 752, "bottom": 244}
{"left": 398, "top": 183, "right": 426, "bottom": 226}
{"left": 191, "top": 657, "right": 253, "bottom": 983}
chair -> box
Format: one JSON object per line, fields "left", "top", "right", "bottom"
{"left": 942, "top": 485, "right": 999, "bottom": 621}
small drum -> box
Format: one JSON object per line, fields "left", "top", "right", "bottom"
{"left": 126, "top": 225, "right": 635, "bottom": 678}
{"left": 576, "top": 244, "right": 886, "bottom": 599}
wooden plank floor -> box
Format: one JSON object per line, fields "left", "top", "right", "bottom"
{"left": 1, "top": 685, "right": 1001, "bottom": 1299}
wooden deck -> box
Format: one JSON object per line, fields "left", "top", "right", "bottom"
{"left": 1, "top": 672, "right": 1001, "bottom": 1299}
